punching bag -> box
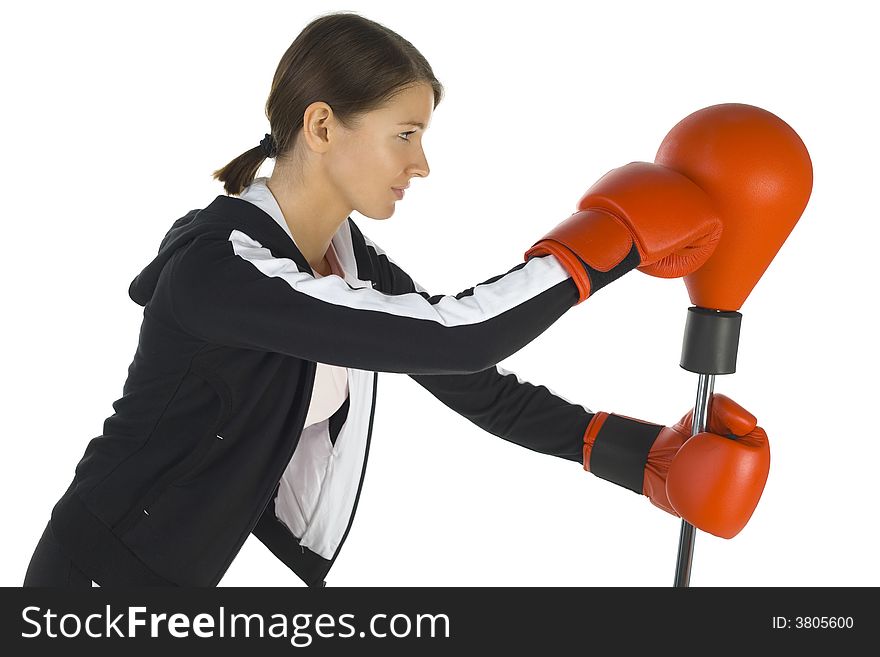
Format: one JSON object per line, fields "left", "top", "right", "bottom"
{"left": 654, "top": 103, "right": 813, "bottom": 311}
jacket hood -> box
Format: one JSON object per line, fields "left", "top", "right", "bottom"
{"left": 128, "top": 206, "right": 215, "bottom": 307}
{"left": 127, "top": 195, "right": 318, "bottom": 307}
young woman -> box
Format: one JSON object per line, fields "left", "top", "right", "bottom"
{"left": 23, "top": 11, "right": 768, "bottom": 588}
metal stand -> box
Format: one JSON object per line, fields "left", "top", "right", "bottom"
{"left": 674, "top": 306, "right": 742, "bottom": 587}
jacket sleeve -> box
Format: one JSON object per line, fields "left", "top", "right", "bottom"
{"left": 168, "top": 228, "right": 582, "bottom": 375}
{"left": 365, "top": 239, "right": 594, "bottom": 462}
{"left": 410, "top": 364, "right": 593, "bottom": 464}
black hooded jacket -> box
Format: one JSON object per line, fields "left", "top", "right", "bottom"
{"left": 47, "top": 188, "right": 627, "bottom": 587}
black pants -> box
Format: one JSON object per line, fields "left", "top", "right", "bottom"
{"left": 23, "top": 520, "right": 94, "bottom": 587}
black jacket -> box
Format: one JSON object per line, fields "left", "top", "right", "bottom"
{"left": 48, "top": 192, "right": 621, "bottom": 587}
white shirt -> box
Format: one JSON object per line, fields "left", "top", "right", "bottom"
{"left": 238, "top": 177, "right": 352, "bottom": 552}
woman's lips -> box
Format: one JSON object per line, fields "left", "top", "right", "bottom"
{"left": 392, "top": 187, "right": 405, "bottom": 199}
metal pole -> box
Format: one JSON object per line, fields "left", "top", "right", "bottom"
{"left": 673, "top": 373, "right": 715, "bottom": 587}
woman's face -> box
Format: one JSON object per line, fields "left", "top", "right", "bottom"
{"left": 324, "top": 82, "right": 433, "bottom": 220}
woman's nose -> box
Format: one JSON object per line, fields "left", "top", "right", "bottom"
{"left": 411, "top": 153, "right": 429, "bottom": 179}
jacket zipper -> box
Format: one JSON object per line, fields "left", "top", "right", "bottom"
{"left": 323, "top": 370, "right": 379, "bottom": 576}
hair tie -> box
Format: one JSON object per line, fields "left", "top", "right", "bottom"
{"left": 259, "top": 133, "right": 278, "bottom": 158}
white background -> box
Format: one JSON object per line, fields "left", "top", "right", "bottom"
{"left": 3, "top": 0, "right": 877, "bottom": 587}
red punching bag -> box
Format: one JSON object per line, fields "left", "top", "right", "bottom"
{"left": 654, "top": 103, "right": 813, "bottom": 311}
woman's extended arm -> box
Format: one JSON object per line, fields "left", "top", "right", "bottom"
{"left": 169, "top": 229, "right": 582, "bottom": 375}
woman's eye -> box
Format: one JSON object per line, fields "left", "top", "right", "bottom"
{"left": 398, "top": 131, "right": 417, "bottom": 142}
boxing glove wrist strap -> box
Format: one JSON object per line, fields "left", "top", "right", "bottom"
{"left": 525, "top": 209, "right": 642, "bottom": 302}
{"left": 583, "top": 412, "right": 664, "bottom": 494}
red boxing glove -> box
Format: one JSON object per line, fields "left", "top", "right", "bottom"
{"left": 524, "top": 162, "right": 723, "bottom": 303}
{"left": 582, "top": 393, "right": 770, "bottom": 539}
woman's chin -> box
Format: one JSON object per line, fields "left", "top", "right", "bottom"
{"left": 361, "top": 204, "right": 395, "bottom": 220}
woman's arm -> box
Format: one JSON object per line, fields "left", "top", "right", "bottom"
{"left": 410, "top": 364, "right": 591, "bottom": 463}
{"left": 168, "top": 228, "right": 585, "bottom": 375}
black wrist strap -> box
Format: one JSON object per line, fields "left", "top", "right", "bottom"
{"left": 575, "top": 241, "right": 641, "bottom": 297}
{"left": 589, "top": 413, "right": 664, "bottom": 494}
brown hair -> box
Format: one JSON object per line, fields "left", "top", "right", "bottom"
{"left": 212, "top": 11, "right": 444, "bottom": 196}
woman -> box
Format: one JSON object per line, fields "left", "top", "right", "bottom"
{"left": 23, "top": 11, "right": 768, "bottom": 588}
